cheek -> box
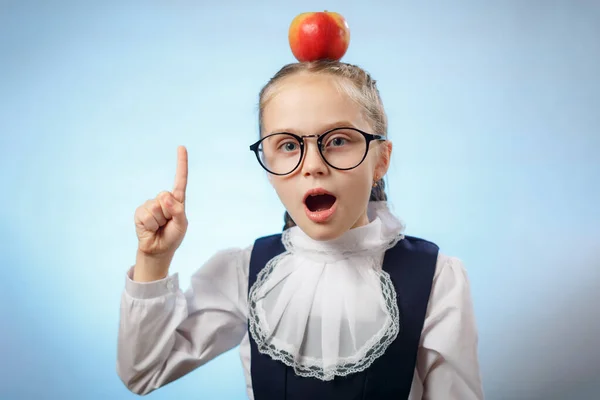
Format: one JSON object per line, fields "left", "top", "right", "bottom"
{"left": 357, "top": 152, "right": 379, "bottom": 180}
{"left": 346, "top": 157, "right": 378, "bottom": 197}
{"left": 340, "top": 167, "right": 374, "bottom": 199}
{"left": 270, "top": 177, "right": 297, "bottom": 205}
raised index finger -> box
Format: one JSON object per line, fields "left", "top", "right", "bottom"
{"left": 173, "top": 145, "right": 188, "bottom": 203}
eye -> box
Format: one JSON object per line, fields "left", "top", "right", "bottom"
{"left": 279, "top": 140, "right": 299, "bottom": 152}
{"left": 324, "top": 135, "right": 350, "bottom": 148}
{"left": 328, "top": 137, "right": 347, "bottom": 147}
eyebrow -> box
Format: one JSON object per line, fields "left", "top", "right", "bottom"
{"left": 268, "top": 120, "right": 358, "bottom": 136}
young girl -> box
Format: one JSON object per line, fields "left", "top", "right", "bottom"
{"left": 117, "top": 60, "right": 484, "bottom": 399}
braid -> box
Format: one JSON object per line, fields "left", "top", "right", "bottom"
{"left": 370, "top": 178, "right": 388, "bottom": 202}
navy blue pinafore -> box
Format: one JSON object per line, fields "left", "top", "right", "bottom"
{"left": 247, "top": 233, "right": 439, "bottom": 400}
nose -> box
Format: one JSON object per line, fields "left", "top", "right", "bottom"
{"left": 300, "top": 137, "right": 328, "bottom": 177}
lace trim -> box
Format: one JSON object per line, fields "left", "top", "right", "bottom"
{"left": 247, "top": 239, "right": 403, "bottom": 381}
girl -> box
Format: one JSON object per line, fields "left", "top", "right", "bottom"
{"left": 117, "top": 60, "right": 484, "bottom": 399}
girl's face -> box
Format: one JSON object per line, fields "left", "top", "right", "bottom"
{"left": 261, "top": 72, "right": 392, "bottom": 241}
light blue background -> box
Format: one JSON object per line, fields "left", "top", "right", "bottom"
{"left": 1, "top": 1, "right": 598, "bottom": 399}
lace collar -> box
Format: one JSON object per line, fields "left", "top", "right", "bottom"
{"left": 248, "top": 201, "right": 405, "bottom": 381}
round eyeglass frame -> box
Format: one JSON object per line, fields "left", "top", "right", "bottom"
{"left": 249, "top": 127, "right": 387, "bottom": 176}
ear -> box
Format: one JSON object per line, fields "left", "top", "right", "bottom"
{"left": 374, "top": 140, "right": 393, "bottom": 179}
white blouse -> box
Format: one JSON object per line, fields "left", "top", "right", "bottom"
{"left": 117, "top": 202, "right": 485, "bottom": 399}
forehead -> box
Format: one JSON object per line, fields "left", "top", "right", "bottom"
{"left": 262, "top": 73, "right": 369, "bottom": 135}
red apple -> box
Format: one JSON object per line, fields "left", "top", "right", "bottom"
{"left": 288, "top": 11, "right": 350, "bottom": 62}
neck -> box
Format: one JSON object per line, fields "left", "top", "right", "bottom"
{"left": 351, "top": 210, "right": 370, "bottom": 230}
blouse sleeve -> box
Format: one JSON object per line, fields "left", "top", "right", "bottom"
{"left": 417, "top": 254, "right": 485, "bottom": 399}
{"left": 116, "top": 246, "right": 251, "bottom": 395}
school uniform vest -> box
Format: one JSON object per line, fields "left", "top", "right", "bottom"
{"left": 247, "top": 233, "right": 439, "bottom": 400}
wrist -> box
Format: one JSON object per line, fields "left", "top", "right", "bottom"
{"left": 132, "top": 250, "right": 173, "bottom": 282}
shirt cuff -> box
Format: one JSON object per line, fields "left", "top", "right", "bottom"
{"left": 124, "top": 265, "right": 180, "bottom": 299}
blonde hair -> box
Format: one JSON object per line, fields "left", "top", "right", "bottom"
{"left": 258, "top": 60, "right": 389, "bottom": 230}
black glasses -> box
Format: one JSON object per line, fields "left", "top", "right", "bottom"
{"left": 249, "top": 127, "right": 386, "bottom": 176}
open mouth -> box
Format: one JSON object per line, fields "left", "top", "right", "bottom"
{"left": 305, "top": 193, "right": 337, "bottom": 212}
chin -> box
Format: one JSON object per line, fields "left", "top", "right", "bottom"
{"left": 297, "top": 223, "right": 345, "bottom": 241}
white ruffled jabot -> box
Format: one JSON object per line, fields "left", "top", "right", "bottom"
{"left": 248, "top": 201, "right": 406, "bottom": 381}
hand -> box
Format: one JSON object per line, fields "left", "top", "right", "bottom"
{"left": 133, "top": 146, "right": 188, "bottom": 280}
